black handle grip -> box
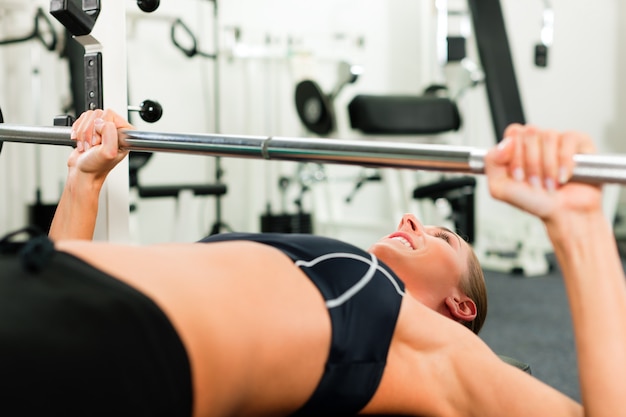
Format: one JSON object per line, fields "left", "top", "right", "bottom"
{"left": 137, "top": 0, "right": 160, "bottom": 13}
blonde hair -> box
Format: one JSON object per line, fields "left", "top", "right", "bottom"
{"left": 459, "top": 247, "right": 487, "bottom": 334}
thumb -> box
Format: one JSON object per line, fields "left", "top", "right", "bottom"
{"left": 485, "top": 138, "right": 514, "bottom": 181}
{"left": 484, "top": 136, "right": 529, "bottom": 204}
{"left": 95, "top": 118, "right": 126, "bottom": 160}
{"left": 492, "top": 137, "right": 515, "bottom": 165}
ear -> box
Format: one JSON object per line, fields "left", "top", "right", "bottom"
{"left": 445, "top": 296, "right": 477, "bottom": 323}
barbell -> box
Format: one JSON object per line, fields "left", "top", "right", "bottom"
{"left": 1, "top": 122, "right": 626, "bottom": 184}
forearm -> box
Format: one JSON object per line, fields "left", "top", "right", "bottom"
{"left": 546, "top": 211, "right": 626, "bottom": 416}
{"left": 48, "top": 171, "right": 105, "bottom": 241}
{"left": 49, "top": 110, "right": 130, "bottom": 240}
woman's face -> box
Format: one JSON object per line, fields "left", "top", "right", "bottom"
{"left": 368, "top": 213, "right": 471, "bottom": 311}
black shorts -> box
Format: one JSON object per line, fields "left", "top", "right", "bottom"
{"left": 0, "top": 229, "right": 193, "bottom": 416}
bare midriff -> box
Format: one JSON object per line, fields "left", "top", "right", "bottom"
{"left": 55, "top": 239, "right": 332, "bottom": 417}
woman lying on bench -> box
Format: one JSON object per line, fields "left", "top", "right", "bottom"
{"left": 0, "top": 108, "right": 623, "bottom": 417}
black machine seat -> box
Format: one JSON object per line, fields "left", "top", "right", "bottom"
{"left": 413, "top": 176, "right": 476, "bottom": 244}
{"left": 347, "top": 91, "right": 475, "bottom": 244}
{"left": 348, "top": 94, "right": 461, "bottom": 135}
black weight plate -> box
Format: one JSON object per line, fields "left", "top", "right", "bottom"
{"left": 294, "top": 80, "right": 334, "bottom": 136}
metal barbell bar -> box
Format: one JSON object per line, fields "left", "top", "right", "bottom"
{"left": 2, "top": 123, "right": 626, "bottom": 184}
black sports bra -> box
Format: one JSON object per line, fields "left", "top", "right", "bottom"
{"left": 200, "top": 232, "right": 405, "bottom": 416}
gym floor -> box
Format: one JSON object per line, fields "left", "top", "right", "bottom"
{"left": 479, "top": 254, "right": 582, "bottom": 402}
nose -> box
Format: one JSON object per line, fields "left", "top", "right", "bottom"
{"left": 398, "top": 213, "right": 422, "bottom": 232}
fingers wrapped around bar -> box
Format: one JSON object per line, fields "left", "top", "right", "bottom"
{"left": 68, "top": 109, "right": 134, "bottom": 181}
{"left": 484, "top": 124, "right": 601, "bottom": 222}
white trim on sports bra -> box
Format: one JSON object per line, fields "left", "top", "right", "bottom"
{"left": 295, "top": 252, "right": 406, "bottom": 309}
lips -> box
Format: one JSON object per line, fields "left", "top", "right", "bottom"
{"left": 388, "top": 233, "right": 415, "bottom": 250}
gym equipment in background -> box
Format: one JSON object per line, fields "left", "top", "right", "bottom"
{"left": 51, "top": 0, "right": 103, "bottom": 112}
{"left": 348, "top": 82, "right": 470, "bottom": 244}
{"left": 348, "top": 1, "right": 474, "bottom": 136}
{"left": 127, "top": 99, "right": 164, "bottom": 123}
{"left": 534, "top": 0, "right": 554, "bottom": 68}
{"left": 467, "top": 0, "right": 525, "bottom": 141}
{"left": 0, "top": 7, "right": 57, "bottom": 51}
{"left": 137, "top": 0, "right": 160, "bottom": 14}
{"left": 164, "top": 1, "right": 229, "bottom": 235}
{"left": 295, "top": 61, "right": 363, "bottom": 136}
{"left": 0, "top": 6, "right": 62, "bottom": 233}
{"left": 468, "top": 0, "right": 552, "bottom": 275}
{"left": 348, "top": 92, "right": 461, "bottom": 135}
{"left": 170, "top": 17, "right": 217, "bottom": 59}
{"left": 127, "top": 148, "right": 228, "bottom": 240}
{"left": 260, "top": 176, "right": 313, "bottom": 234}
{"left": 53, "top": 0, "right": 230, "bottom": 237}
{"left": 347, "top": 0, "right": 531, "bottom": 273}
{"left": 347, "top": 1, "right": 474, "bottom": 246}
{"left": 413, "top": 176, "right": 476, "bottom": 243}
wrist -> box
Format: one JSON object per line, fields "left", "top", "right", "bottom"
{"left": 544, "top": 210, "right": 612, "bottom": 256}
{"left": 66, "top": 167, "right": 107, "bottom": 196}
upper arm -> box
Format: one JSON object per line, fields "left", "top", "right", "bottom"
{"left": 364, "top": 299, "right": 582, "bottom": 417}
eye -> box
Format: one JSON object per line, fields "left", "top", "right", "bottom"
{"left": 435, "top": 231, "right": 451, "bottom": 244}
